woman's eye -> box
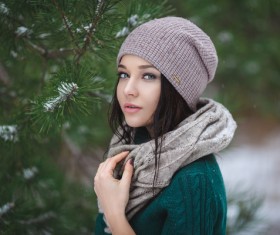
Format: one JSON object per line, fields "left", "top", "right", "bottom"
{"left": 143, "top": 73, "right": 156, "bottom": 80}
{"left": 118, "top": 72, "right": 129, "bottom": 79}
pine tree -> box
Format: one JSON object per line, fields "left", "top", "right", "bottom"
{"left": 0, "top": 0, "right": 171, "bottom": 234}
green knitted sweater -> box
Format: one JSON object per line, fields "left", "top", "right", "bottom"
{"left": 95, "top": 155, "right": 227, "bottom": 235}
{"left": 95, "top": 129, "right": 227, "bottom": 235}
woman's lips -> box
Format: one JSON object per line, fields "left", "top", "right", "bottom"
{"left": 123, "top": 103, "right": 142, "bottom": 113}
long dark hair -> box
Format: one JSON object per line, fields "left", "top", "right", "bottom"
{"left": 109, "top": 75, "right": 193, "bottom": 187}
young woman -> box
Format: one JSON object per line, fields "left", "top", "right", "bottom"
{"left": 94, "top": 17, "right": 237, "bottom": 235}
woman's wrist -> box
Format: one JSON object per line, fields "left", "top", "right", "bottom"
{"left": 104, "top": 209, "right": 126, "bottom": 225}
{"left": 105, "top": 211, "right": 135, "bottom": 235}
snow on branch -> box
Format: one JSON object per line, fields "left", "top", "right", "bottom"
{"left": 15, "top": 26, "right": 32, "bottom": 37}
{"left": 115, "top": 27, "right": 129, "bottom": 38}
{"left": 128, "top": 15, "right": 139, "bottom": 27}
{"left": 43, "top": 82, "right": 78, "bottom": 112}
{"left": 51, "top": 0, "right": 80, "bottom": 49}
{"left": 25, "top": 39, "right": 77, "bottom": 59}
{"left": 0, "top": 125, "right": 18, "bottom": 142}
{"left": 95, "top": 0, "right": 102, "bottom": 16}
{"left": 19, "top": 212, "right": 56, "bottom": 225}
{"left": 75, "top": 0, "right": 105, "bottom": 64}
{"left": 0, "top": 2, "right": 9, "bottom": 15}
{"left": 0, "top": 202, "right": 14, "bottom": 217}
{"left": 116, "top": 14, "right": 151, "bottom": 38}
{"left": 23, "top": 167, "right": 38, "bottom": 180}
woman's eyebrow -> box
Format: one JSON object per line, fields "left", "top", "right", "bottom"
{"left": 118, "top": 64, "right": 156, "bottom": 69}
{"left": 118, "top": 64, "right": 126, "bottom": 69}
{"left": 138, "top": 65, "right": 156, "bottom": 69}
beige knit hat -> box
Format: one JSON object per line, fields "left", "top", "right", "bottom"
{"left": 117, "top": 16, "right": 218, "bottom": 111}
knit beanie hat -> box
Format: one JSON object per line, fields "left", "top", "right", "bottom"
{"left": 117, "top": 16, "right": 218, "bottom": 111}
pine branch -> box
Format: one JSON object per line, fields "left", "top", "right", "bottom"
{"left": 29, "top": 62, "right": 103, "bottom": 133}
{"left": 51, "top": 0, "right": 80, "bottom": 51}
{"left": 75, "top": 0, "right": 106, "bottom": 64}
{"left": 227, "top": 189, "right": 264, "bottom": 234}
{"left": 0, "top": 1, "right": 174, "bottom": 234}
{"left": 43, "top": 82, "right": 78, "bottom": 112}
{"left": 24, "top": 39, "right": 77, "bottom": 59}
{"left": 0, "top": 202, "right": 15, "bottom": 217}
{"left": 0, "top": 62, "right": 11, "bottom": 86}
{"left": 88, "top": 91, "right": 112, "bottom": 103}
{"left": 61, "top": 131, "right": 103, "bottom": 185}
{"left": 0, "top": 125, "right": 18, "bottom": 142}
{"left": 19, "top": 212, "right": 56, "bottom": 225}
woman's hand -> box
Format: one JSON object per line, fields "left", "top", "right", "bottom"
{"left": 94, "top": 151, "right": 135, "bottom": 234}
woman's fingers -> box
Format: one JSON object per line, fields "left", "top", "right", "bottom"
{"left": 93, "top": 152, "right": 133, "bottom": 219}
{"left": 120, "top": 159, "right": 134, "bottom": 186}
{"left": 95, "top": 151, "right": 129, "bottom": 179}
{"left": 102, "top": 151, "right": 129, "bottom": 173}
{"left": 110, "top": 151, "right": 130, "bottom": 163}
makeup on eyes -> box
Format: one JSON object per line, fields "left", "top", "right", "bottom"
{"left": 117, "top": 71, "right": 128, "bottom": 79}
{"left": 117, "top": 71, "right": 159, "bottom": 81}
{"left": 143, "top": 73, "right": 157, "bottom": 80}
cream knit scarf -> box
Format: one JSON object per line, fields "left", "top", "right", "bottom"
{"left": 99, "top": 98, "right": 236, "bottom": 225}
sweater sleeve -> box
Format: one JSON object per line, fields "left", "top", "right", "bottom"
{"left": 95, "top": 213, "right": 111, "bottom": 235}
{"left": 160, "top": 164, "right": 227, "bottom": 235}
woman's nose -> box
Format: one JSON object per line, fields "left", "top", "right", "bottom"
{"left": 123, "top": 78, "right": 138, "bottom": 97}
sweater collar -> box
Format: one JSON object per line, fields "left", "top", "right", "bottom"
{"left": 134, "top": 127, "right": 151, "bottom": 145}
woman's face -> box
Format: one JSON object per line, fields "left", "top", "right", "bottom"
{"left": 117, "top": 54, "right": 161, "bottom": 128}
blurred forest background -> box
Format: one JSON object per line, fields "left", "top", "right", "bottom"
{"left": 0, "top": 0, "right": 279, "bottom": 234}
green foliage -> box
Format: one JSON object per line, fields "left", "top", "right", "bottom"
{"left": 171, "top": 0, "right": 280, "bottom": 118}
{"left": 227, "top": 189, "right": 265, "bottom": 235}
{"left": 0, "top": 135, "right": 98, "bottom": 235}
{"left": 0, "top": 0, "right": 173, "bottom": 141}
{"left": 0, "top": 0, "right": 172, "bottom": 233}
{"left": 29, "top": 62, "right": 103, "bottom": 133}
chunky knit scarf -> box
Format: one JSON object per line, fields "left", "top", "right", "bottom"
{"left": 99, "top": 98, "right": 236, "bottom": 224}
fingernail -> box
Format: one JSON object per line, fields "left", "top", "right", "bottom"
{"left": 129, "top": 158, "right": 134, "bottom": 166}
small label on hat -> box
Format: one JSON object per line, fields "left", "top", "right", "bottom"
{"left": 172, "top": 75, "right": 181, "bottom": 85}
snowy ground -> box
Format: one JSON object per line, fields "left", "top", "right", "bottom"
{"left": 218, "top": 120, "right": 280, "bottom": 235}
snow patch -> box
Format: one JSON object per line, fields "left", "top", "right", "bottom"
{"left": 43, "top": 82, "right": 78, "bottom": 112}
{"left": 15, "top": 26, "right": 32, "bottom": 37}
{"left": 10, "top": 50, "right": 18, "bottom": 58}
{"left": 0, "top": 125, "right": 18, "bottom": 142}
{"left": 115, "top": 14, "right": 151, "bottom": 38}
{"left": 0, "top": 202, "right": 14, "bottom": 216}
{"left": 23, "top": 167, "right": 38, "bottom": 180}
{"left": 0, "top": 2, "right": 9, "bottom": 15}
{"left": 38, "top": 33, "right": 51, "bottom": 39}
{"left": 217, "top": 31, "right": 233, "bottom": 43}
{"left": 128, "top": 15, "right": 138, "bottom": 27}
{"left": 218, "top": 130, "right": 280, "bottom": 233}
{"left": 115, "top": 27, "right": 129, "bottom": 38}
